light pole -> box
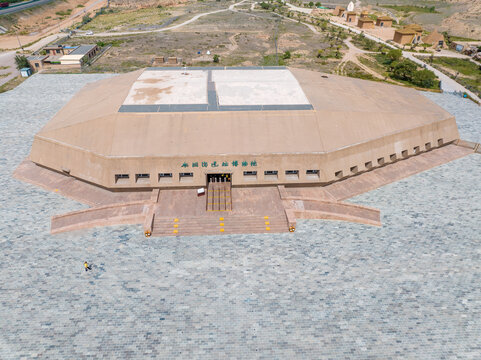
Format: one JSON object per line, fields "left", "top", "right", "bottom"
{"left": 15, "top": 32, "right": 24, "bottom": 52}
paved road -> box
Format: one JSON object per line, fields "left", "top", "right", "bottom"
{"left": 0, "top": 0, "right": 54, "bottom": 16}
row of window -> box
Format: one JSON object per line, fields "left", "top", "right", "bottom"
{"left": 334, "top": 140, "right": 443, "bottom": 179}
{"left": 114, "top": 169, "right": 321, "bottom": 185}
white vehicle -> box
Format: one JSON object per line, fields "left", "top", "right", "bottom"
{"left": 85, "top": 31, "right": 94, "bottom": 35}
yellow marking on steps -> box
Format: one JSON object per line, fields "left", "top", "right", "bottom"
{"left": 220, "top": 223, "right": 224, "bottom": 226}
{"left": 265, "top": 221, "right": 270, "bottom": 225}
{"left": 174, "top": 224, "right": 178, "bottom": 228}
{"left": 174, "top": 218, "right": 179, "bottom": 222}
{"left": 173, "top": 229, "right": 178, "bottom": 234}
{"left": 220, "top": 228, "right": 225, "bottom": 232}
{"left": 264, "top": 216, "right": 269, "bottom": 219}
{"left": 266, "top": 227, "right": 271, "bottom": 231}
{"left": 219, "top": 217, "right": 224, "bottom": 221}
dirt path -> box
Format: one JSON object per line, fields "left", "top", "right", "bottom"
{"left": 336, "top": 38, "right": 384, "bottom": 79}
{"left": 91, "top": 0, "right": 249, "bottom": 37}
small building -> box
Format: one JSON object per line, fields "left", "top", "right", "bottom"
{"left": 357, "top": 17, "right": 374, "bottom": 29}
{"left": 59, "top": 44, "right": 99, "bottom": 66}
{"left": 360, "top": 10, "right": 369, "bottom": 18}
{"left": 345, "top": 11, "right": 357, "bottom": 23}
{"left": 333, "top": 6, "right": 345, "bottom": 17}
{"left": 20, "top": 67, "right": 31, "bottom": 77}
{"left": 422, "top": 30, "right": 446, "bottom": 49}
{"left": 376, "top": 16, "right": 393, "bottom": 27}
{"left": 43, "top": 45, "right": 74, "bottom": 56}
{"left": 393, "top": 25, "right": 423, "bottom": 45}
{"left": 26, "top": 55, "right": 48, "bottom": 72}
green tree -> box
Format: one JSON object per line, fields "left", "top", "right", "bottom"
{"left": 82, "top": 14, "right": 91, "bottom": 24}
{"left": 260, "top": 2, "right": 269, "bottom": 9}
{"left": 391, "top": 60, "right": 417, "bottom": 81}
{"left": 308, "top": 1, "right": 314, "bottom": 7}
{"left": 213, "top": 54, "right": 219, "bottom": 63}
{"left": 412, "top": 69, "right": 437, "bottom": 88}
{"left": 315, "top": 2, "right": 321, "bottom": 6}
{"left": 14, "top": 55, "right": 29, "bottom": 70}
{"left": 387, "top": 49, "right": 402, "bottom": 62}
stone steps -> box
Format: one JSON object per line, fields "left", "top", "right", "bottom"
{"left": 152, "top": 215, "right": 288, "bottom": 237}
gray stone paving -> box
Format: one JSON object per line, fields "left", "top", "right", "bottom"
{"left": 0, "top": 74, "right": 480, "bottom": 359}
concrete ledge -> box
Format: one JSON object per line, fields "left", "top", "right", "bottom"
{"left": 51, "top": 201, "right": 148, "bottom": 234}
{"left": 294, "top": 209, "right": 381, "bottom": 227}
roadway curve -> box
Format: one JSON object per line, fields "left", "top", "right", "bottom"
{"left": 92, "top": 0, "right": 249, "bottom": 37}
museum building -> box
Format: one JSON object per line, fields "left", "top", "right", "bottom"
{"left": 28, "top": 66, "right": 459, "bottom": 189}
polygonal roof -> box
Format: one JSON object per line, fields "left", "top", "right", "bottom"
{"left": 34, "top": 67, "right": 453, "bottom": 158}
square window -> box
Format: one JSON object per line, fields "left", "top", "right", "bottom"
{"left": 402, "top": 150, "right": 408, "bottom": 158}
{"left": 390, "top": 153, "right": 397, "bottom": 161}
{"left": 414, "top": 146, "right": 420, "bottom": 154}
{"left": 365, "top": 161, "right": 372, "bottom": 169}
{"left": 437, "top": 138, "right": 443, "bottom": 146}
{"left": 264, "top": 170, "right": 278, "bottom": 180}
{"left": 243, "top": 171, "right": 257, "bottom": 181}
{"left": 306, "top": 170, "right": 320, "bottom": 179}
{"left": 285, "top": 170, "right": 299, "bottom": 180}
{"left": 158, "top": 173, "right": 173, "bottom": 183}
{"left": 335, "top": 170, "right": 343, "bottom": 178}
{"left": 115, "top": 174, "right": 129, "bottom": 185}
{"left": 179, "top": 172, "right": 193, "bottom": 182}
{"left": 425, "top": 142, "right": 432, "bottom": 150}
{"left": 135, "top": 173, "right": 150, "bottom": 184}
{"left": 350, "top": 166, "right": 358, "bottom": 173}
{"left": 377, "top": 157, "right": 385, "bottom": 165}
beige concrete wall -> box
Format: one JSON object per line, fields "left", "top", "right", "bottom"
{"left": 29, "top": 116, "right": 459, "bottom": 189}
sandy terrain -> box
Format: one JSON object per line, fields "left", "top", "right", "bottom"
{"left": 0, "top": 0, "right": 106, "bottom": 50}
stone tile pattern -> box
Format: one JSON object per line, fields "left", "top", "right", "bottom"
{"left": 0, "top": 76, "right": 480, "bottom": 359}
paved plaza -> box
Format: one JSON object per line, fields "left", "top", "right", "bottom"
{"left": 0, "top": 74, "right": 480, "bottom": 359}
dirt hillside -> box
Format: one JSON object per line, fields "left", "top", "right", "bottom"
{"left": 441, "top": 0, "right": 481, "bottom": 39}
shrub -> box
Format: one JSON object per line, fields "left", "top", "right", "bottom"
{"left": 390, "top": 60, "right": 417, "bottom": 81}
{"left": 412, "top": 69, "right": 437, "bottom": 88}
{"left": 282, "top": 50, "right": 291, "bottom": 60}
{"left": 213, "top": 54, "right": 219, "bottom": 63}
{"left": 14, "top": 55, "right": 29, "bottom": 70}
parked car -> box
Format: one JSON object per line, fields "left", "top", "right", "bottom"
{"left": 0, "top": 2, "right": 10, "bottom": 8}
{"left": 85, "top": 31, "right": 94, "bottom": 35}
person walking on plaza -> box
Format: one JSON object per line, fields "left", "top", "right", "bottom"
{"left": 84, "top": 261, "right": 92, "bottom": 272}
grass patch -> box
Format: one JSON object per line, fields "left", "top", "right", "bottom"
{"left": 82, "top": 7, "right": 171, "bottom": 32}
{"left": 0, "top": 75, "right": 25, "bottom": 94}
{"left": 431, "top": 57, "right": 481, "bottom": 77}
{"left": 55, "top": 9, "right": 72, "bottom": 17}
{"left": 430, "top": 57, "right": 481, "bottom": 96}
{"left": 343, "top": 61, "right": 378, "bottom": 81}
{"left": 380, "top": 4, "right": 438, "bottom": 14}
{"left": 261, "top": 54, "right": 286, "bottom": 66}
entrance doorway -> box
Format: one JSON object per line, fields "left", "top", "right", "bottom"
{"left": 206, "top": 173, "right": 232, "bottom": 211}
{"left": 207, "top": 173, "right": 231, "bottom": 183}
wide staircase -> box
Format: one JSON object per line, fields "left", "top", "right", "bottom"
{"left": 152, "top": 214, "right": 288, "bottom": 237}
{"left": 206, "top": 181, "right": 232, "bottom": 211}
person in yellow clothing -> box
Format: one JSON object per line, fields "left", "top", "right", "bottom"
{"left": 84, "top": 261, "right": 92, "bottom": 272}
